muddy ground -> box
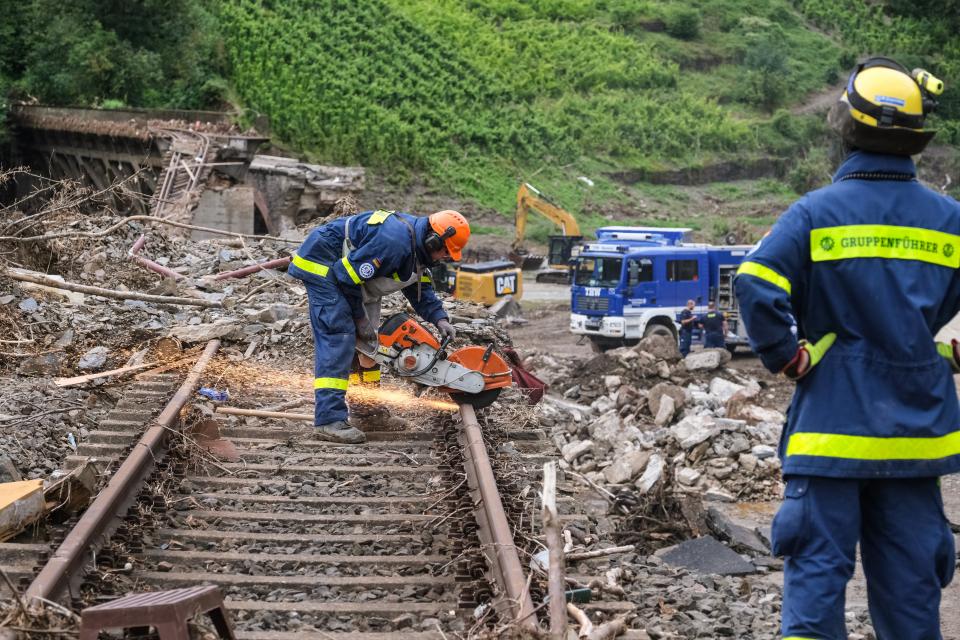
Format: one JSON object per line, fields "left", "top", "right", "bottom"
{"left": 510, "top": 280, "right": 960, "bottom": 638}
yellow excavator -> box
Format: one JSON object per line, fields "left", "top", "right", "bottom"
{"left": 511, "top": 183, "right": 583, "bottom": 283}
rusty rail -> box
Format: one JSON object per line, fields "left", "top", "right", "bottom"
{"left": 26, "top": 340, "right": 221, "bottom": 603}
{"left": 457, "top": 403, "right": 539, "bottom": 630}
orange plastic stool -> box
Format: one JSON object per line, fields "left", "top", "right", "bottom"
{"left": 79, "top": 585, "right": 237, "bottom": 640}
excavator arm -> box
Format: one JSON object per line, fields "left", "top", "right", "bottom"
{"left": 512, "top": 183, "right": 581, "bottom": 253}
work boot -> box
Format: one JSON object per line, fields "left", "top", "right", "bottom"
{"left": 315, "top": 420, "right": 366, "bottom": 444}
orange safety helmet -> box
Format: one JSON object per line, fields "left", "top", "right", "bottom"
{"left": 427, "top": 210, "right": 470, "bottom": 261}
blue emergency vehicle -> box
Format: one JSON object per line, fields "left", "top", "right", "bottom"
{"left": 568, "top": 226, "right": 753, "bottom": 351}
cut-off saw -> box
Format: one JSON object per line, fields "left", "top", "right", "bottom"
{"left": 355, "top": 312, "right": 512, "bottom": 409}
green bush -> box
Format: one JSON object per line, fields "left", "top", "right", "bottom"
{"left": 664, "top": 6, "right": 702, "bottom": 39}
{"left": 788, "top": 148, "right": 831, "bottom": 194}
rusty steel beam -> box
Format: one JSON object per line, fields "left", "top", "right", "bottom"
{"left": 26, "top": 340, "right": 221, "bottom": 603}
{"left": 213, "top": 256, "right": 291, "bottom": 280}
{"left": 457, "top": 403, "right": 539, "bottom": 631}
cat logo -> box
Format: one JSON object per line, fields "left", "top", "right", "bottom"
{"left": 494, "top": 273, "right": 517, "bottom": 296}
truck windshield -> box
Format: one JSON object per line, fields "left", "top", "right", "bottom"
{"left": 573, "top": 257, "right": 623, "bottom": 287}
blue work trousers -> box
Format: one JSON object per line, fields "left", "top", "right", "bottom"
{"left": 679, "top": 330, "right": 692, "bottom": 357}
{"left": 774, "top": 476, "right": 955, "bottom": 639}
{"left": 704, "top": 331, "right": 725, "bottom": 349}
{"left": 306, "top": 280, "right": 356, "bottom": 426}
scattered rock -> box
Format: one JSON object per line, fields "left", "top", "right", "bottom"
{"left": 706, "top": 507, "right": 770, "bottom": 555}
{"left": 562, "top": 439, "right": 594, "bottom": 463}
{"left": 708, "top": 377, "right": 745, "bottom": 403}
{"left": 647, "top": 382, "right": 685, "bottom": 416}
{"left": 635, "top": 453, "right": 664, "bottom": 494}
{"left": 637, "top": 333, "right": 681, "bottom": 362}
{"left": 653, "top": 394, "right": 676, "bottom": 426}
{"left": 603, "top": 449, "right": 651, "bottom": 484}
{"left": 683, "top": 349, "right": 724, "bottom": 371}
{"left": 671, "top": 415, "right": 718, "bottom": 449}
{"left": 78, "top": 346, "right": 109, "bottom": 370}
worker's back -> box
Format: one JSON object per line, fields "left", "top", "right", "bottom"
{"left": 736, "top": 149, "right": 960, "bottom": 478}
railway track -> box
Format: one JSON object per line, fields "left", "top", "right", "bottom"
{"left": 3, "top": 339, "right": 633, "bottom": 637}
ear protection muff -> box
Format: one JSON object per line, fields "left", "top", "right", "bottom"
{"left": 424, "top": 225, "right": 456, "bottom": 254}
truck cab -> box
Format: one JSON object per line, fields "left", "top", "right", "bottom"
{"left": 568, "top": 227, "right": 752, "bottom": 352}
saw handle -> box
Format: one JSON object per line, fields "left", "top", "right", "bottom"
{"left": 437, "top": 335, "right": 451, "bottom": 360}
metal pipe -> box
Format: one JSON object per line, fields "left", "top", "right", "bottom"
{"left": 26, "top": 340, "right": 221, "bottom": 603}
{"left": 213, "top": 256, "right": 291, "bottom": 280}
{"left": 458, "top": 403, "right": 539, "bottom": 630}
{"left": 127, "top": 234, "right": 185, "bottom": 281}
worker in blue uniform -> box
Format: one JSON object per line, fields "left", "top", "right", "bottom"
{"left": 735, "top": 57, "right": 958, "bottom": 639}
{"left": 288, "top": 209, "right": 470, "bottom": 444}
{"left": 698, "top": 301, "right": 727, "bottom": 349}
{"left": 678, "top": 299, "right": 696, "bottom": 356}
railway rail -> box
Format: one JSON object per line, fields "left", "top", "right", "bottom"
{"left": 1, "top": 339, "right": 632, "bottom": 637}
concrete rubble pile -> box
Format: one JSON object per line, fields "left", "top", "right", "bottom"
{"left": 526, "top": 334, "right": 785, "bottom": 502}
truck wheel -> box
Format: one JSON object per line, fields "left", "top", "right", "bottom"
{"left": 643, "top": 324, "right": 674, "bottom": 340}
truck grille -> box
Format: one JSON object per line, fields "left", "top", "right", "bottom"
{"left": 577, "top": 295, "right": 609, "bottom": 311}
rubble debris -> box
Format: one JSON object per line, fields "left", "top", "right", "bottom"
{"left": 5, "top": 269, "right": 222, "bottom": 308}
{"left": 78, "top": 346, "right": 109, "bottom": 370}
{"left": 657, "top": 535, "right": 757, "bottom": 576}
{"left": 44, "top": 461, "right": 98, "bottom": 518}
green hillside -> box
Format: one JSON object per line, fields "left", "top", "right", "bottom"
{"left": 2, "top": 0, "right": 959, "bottom": 241}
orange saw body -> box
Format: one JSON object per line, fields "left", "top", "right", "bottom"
{"left": 357, "top": 313, "right": 512, "bottom": 408}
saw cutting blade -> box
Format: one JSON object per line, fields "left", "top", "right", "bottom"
{"left": 449, "top": 388, "right": 502, "bottom": 410}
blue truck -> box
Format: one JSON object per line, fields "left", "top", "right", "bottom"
{"left": 568, "top": 226, "right": 753, "bottom": 352}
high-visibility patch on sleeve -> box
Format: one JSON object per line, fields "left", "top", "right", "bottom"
{"left": 291, "top": 253, "right": 329, "bottom": 277}
{"left": 314, "top": 377, "right": 349, "bottom": 390}
{"left": 340, "top": 257, "right": 362, "bottom": 284}
{"left": 737, "top": 261, "right": 791, "bottom": 295}
{"left": 810, "top": 224, "right": 960, "bottom": 268}
{"left": 420, "top": 274, "right": 432, "bottom": 284}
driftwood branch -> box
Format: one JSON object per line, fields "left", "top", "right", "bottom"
{"left": 0, "top": 214, "right": 300, "bottom": 244}
{"left": 5, "top": 270, "right": 221, "bottom": 308}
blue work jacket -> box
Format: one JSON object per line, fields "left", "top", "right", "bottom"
{"left": 288, "top": 210, "right": 447, "bottom": 325}
{"left": 735, "top": 151, "right": 960, "bottom": 478}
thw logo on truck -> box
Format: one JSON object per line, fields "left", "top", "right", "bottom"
{"left": 494, "top": 273, "right": 517, "bottom": 296}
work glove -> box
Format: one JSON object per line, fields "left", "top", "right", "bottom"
{"left": 780, "top": 332, "right": 836, "bottom": 380}
{"left": 355, "top": 316, "right": 377, "bottom": 345}
{"left": 937, "top": 339, "right": 960, "bottom": 373}
{"left": 436, "top": 318, "right": 457, "bottom": 341}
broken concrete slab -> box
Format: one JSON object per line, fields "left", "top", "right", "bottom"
{"left": 708, "top": 377, "right": 745, "bottom": 403}
{"left": 168, "top": 318, "right": 241, "bottom": 343}
{"left": 670, "top": 415, "right": 718, "bottom": 448}
{"left": 603, "top": 449, "right": 651, "bottom": 484}
{"left": 706, "top": 507, "right": 770, "bottom": 555}
{"left": 654, "top": 394, "right": 676, "bottom": 427}
{"left": 647, "top": 382, "right": 685, "bottom": 416}
{"left": 657, "top": 535, "right": 757, "bottom": 576}
{"left": 637, "top": 333, "right": 681, "bottom": 362}
{"left": 635, "top": 453, "right": 664, "bottom": 494}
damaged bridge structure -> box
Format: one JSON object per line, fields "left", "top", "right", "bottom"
{"left": 7, "top": 105, "right": 364, "bottom": 236}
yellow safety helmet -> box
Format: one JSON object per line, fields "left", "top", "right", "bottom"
{"left": 828, "top": 56, "right": 944, "bottom": 156}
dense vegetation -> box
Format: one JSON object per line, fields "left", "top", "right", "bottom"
{"left": 1, "top": 0, "right": 958, "bottom": 228}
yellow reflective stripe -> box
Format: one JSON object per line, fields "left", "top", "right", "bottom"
{"left": 804, "top": 332, "right": 835, "bottom": 367}
{"left": 341, "top": 257, "right": 362, "bottom": 284}
{"left": 368, "top": 209, "right": 393, "bottom": 224}
{"left": 420, "top": 275, "right": 432, "bottom": 283}
{"left": 786, "top": 430, "right": 960, "bottom": 461}
{"left": 362, "top": 369, "right": 381, "bottom": 382}
{"left": 314, "top": 377, "right": 349, "bottom": 390}
{"left": 392, "top": 272, "right": 401, "bottom": 281}
{"left": 291, "top": 253, "right": 329, "bottom": 277}
{"left": 348, "top": 373, "right": 360, "bottom": 385}
{"left": 937, "top": 341, "right": 954, "bottom": 360}
{"left": 737, "top": 261, "right": 791, "bottom": 295}
{"left": 810, "top": 224, "right": 960, "bottom": 268}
